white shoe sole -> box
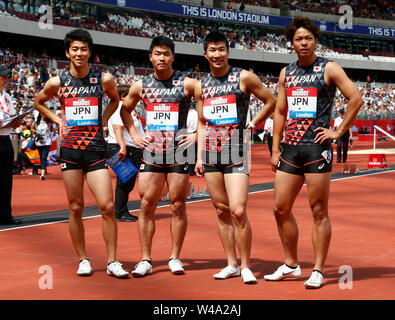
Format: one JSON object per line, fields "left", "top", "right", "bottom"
{"left": 264, "top": 273, "right": 301, "bottom": 281}
{"left": 107, "top": 270, "right": 130, "bottom": 279}
{"left": 214, "top": 273, "right": 241, "bottom": 280}
{"left": 77, "top": 270, "right": 93, "bottom": 277}
{"left": 304, "top": 282, "right": 323, "bottom": 289}
{"left": 243, "top": 278, "right": 257, "bottom": 284}
{"left": 132, "top": 269, "right": 153, "bottom": 278}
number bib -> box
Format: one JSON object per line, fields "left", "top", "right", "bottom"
{"left": 203, "top": 94, "right": 238, "bottom": 126}
{"left": 146, "top": 103, "right": 179, "bottom": 131}
{"left": 286, "top": 87, "right": 317, "bottom": 118}
{"left": 65, "top": 97, "right": 99, "bottom": 126}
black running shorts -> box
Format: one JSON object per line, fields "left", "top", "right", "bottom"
{"left": 203, "top": 161, "right": 249, "bottom": 175}
{"left": 59, "top": 147, "right": 108, "bottom": 172}
{"left": 202, "top": 149, "right": 249, "bottom": 175}
{"left": 139, "top": 160, "right": 190, "bottom": 174}
{"left": 277, "top": 143, "right": 332, "bottom": 175}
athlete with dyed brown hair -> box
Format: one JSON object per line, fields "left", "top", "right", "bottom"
{"left": 264, "top": 17, "right": 363, "bottom": 288}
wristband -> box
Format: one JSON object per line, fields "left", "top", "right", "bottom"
{"left": 248, "top": 122, "right": 256, "bottom": 129}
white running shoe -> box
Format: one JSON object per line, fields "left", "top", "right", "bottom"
{"left": 264, "top": 264, "right": 302, "bottom": 281}
{"left": 304, "top": 270, "right": 324, "bottom": 289}
{"left": 168, "top": 258, "right": 185, "bottom": 275}
{"left": 241, "top": 268, "right": 257, "bottom": 284}
{"left": 77, "top": 259, "right": 93, "bottom": 277}
{"left": 213, "top": 266, "right": 241, "bottom": 280}
{"left": 131, "top": 260, "right": 153, "bottom": 277}
{"left": 106, "top": 261, "right": 129, "bottom": 279}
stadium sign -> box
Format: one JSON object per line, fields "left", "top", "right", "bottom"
{"left": 92, "top": 0, "right": 395, "bottom": 38}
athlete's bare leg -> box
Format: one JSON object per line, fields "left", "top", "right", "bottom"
{"left": 62, "top": 169, "right": 88, "bottom": 261}
{"left": 86, "top": 168, "right": 118, "bottom": 264}
{"left": 273, "top": 170, "right": 305, "bottom": 267}
{"left": 204, "top": 172, "right": 237, "bottom": 268}
{"left": 167, "top": 172, "right": 189, "bottom": 260}
{"left": 223, "top": 173, "right": 251, "bottom": 270}
{"left": 305, "top": 172, "right": 332, "bottom": 273}
{"left": 137, "top": 171, "right": 166, "bottom": 261}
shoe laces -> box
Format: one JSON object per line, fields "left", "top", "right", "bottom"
{"left": 135, "top": 260, "right": 151, "bottom": 270}
{"left": 169, "top": 258, "right": 183, "bottom": 267}
{"left": 310, "top": 271, "right": 322, "bottom": 282}
{"left": 222, "top": 266, "right": 237, "bottom": 276}
{"left": 109, "top": 261, "right": 123, "bottom": 270}
{"left": 80, "top": 259, "right": 90, "bottom": 266}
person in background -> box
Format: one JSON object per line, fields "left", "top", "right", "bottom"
{"left": 333, "top": 108, "right": 352, "bottom": 163}
{"left": 0, "top": 64, "right": 22, "bottom": 225}
{"left": 263, "top": 114, "right": 273, "bottom": 156}
{"left": 106, "top": 84, "right": 144, "bottom": 222}
{"left": 34, "top": 114, "right": 57, "bottom": 180}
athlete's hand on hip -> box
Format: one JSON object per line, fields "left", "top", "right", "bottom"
{"left": 194, "top": 159, "right": 204, "bottom": 177}
{"left": 271, "top": 150, "right": 280, "bottom": 173}
{"left": 133, "top": 134, "right": 150, "bottom": 149}
{"left": 177, "top": 133, "right": 195, "bottom": 149}
{"left": 118, "top": 145, "right": 127, "bottom": 160}
{"left": 314, "top": 127, "right": 340, "bottom": 144}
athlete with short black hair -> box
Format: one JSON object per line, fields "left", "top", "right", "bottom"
{"left": 121, "top": 35, "right": 197, "bottom": 277}
{"left": 34, "top": 28, "right": 129, "bottom": 278}
{"left": 195, "top": 30, "right": 276, "bottom": 284}
{"left": 264, "top": 17, "right": 363, "bottom": 288}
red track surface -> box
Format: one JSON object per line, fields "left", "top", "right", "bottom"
{"left": 1, "top": 141, "right": 394, "bottom": 300}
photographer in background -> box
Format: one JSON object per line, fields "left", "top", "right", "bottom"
{"left": 34, "top": 114, "right": 57, "bottom": 180}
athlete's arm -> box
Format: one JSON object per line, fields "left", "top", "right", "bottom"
{"left": 314, "top": 62, "right": 363, "bottom": 144}
{"left": 34, "top": 76, "right": 62, "bottom": 130}
{"left": 101, "top": 73, "right": 120, "bottom": 126}
{"left": 271, "top": 67, "right": 288, "bottom": 172}
{"left": 178, "top": 77, "right": 198, "bottom": 148}
{"left": 241, "top": 70, "right": 276, "bottom": 129}
{"left": 120, "top": 80, "right": 150, "bottom": 149}
{"left": 194, "top": 80, "right": 205, "bottom": 177}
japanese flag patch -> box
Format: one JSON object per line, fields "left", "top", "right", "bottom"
{"left": 90, "top": 77, "right": 98, "bottom": 84}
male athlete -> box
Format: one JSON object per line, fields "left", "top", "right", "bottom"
{"left": 194, "top": 31, "right": 276, "bottom": 284}
{"left": 120, "top": 36, "right": 196, "bottom": 277}
{"left": 34, "top": 29, "right": 129, "bottom": 278}
{"left": 264, "top": 17, "right": 363, "bottom": 288}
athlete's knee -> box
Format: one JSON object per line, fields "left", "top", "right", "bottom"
{"left": 230, "top": 206, "right": 247, "bottom": 226}
{"left": 215, "top": 203, "right": 230, "bottom": 220}
{"left": 69, "top": 201, "right": 84, "bottom": 217}
{"left": 273, "top": 203, "right": 290, "bottom": 219}
{"left": 98, "top": 201, "right": 115, "bottom": 218}
{"left": 140, "top": 197, "right": 157, "bottom": 215}
{"left": 310, "top": 201, "right": 328, "bottom": 222}
{"left": 169, "top": 199, "right": 186, "bottom": 216}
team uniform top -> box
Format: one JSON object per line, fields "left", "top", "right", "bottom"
{"left": 141, "top": 71, "right": 190, "bottom": 154}
{"left": 284, "top": 57, "right": 336, "bottom": 147}
{"left": 201, "top": 67, "right": 250, "bottom": 153}
{"left": 58, "top": 69, "right": 105, "bottom": 152}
